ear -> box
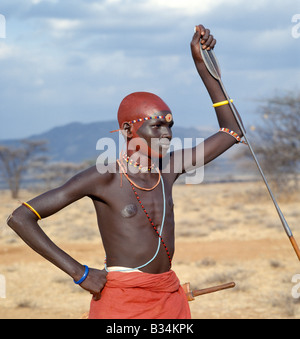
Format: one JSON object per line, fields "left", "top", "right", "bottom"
{"left": 121, "top": 122, "right": 133, "bottom": 139}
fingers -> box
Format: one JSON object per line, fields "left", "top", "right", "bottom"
{"left": 80, "top": 268, "right": 107, "bottom": 301}
{"left": 194, "top": 24, "right": 206, "bottom": 36}
{"left": 201, "top": 28, "right": 211, "bottom": 42}
{"left": 194, "top": 25, "right": 216, "bottom": 50}
{"left": 92, "top": 292, "right": 102, "bottom": 301}
{"left": 203, "top": 35, "right": 217, "bottom": 51}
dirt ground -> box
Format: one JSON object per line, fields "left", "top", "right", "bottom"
{"left": 0, "top": 181, "right": 300, "bottom": 319}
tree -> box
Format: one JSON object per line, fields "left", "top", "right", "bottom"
{"left": 37, "top": 161, "right": 88, "bottom": 190}
{"left": 0, "top": 140, "right": 48, "bottom": 198}
{"left": 235, "top": 91, "right": 300, "bottom": 195}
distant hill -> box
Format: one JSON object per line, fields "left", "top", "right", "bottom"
{"left": 0, "top": 121, "right": 215, "bottom": 163}
{"left": 0, "top": 121, "right": 256, "bottom": 183}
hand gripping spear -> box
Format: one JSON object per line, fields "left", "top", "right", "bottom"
{"left": 199, "top": 39, "right": 300, "bottom": 261}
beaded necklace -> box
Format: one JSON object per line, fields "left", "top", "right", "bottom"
{"left": 122, "top": 152, "right": 155, "bottom": 173}
{"left": 117, "top": 159, "right": 161, "bottom": 191}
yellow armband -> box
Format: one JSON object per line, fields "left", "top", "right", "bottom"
{"left": 213, "top": 99, "right": 233, "bottom": 108}
{"left": 22, "top": 202, "right": 42, "bottom": 220}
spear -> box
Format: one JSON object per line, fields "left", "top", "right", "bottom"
{"left": 199, "top": 41, "right": 300, "bottom": 261}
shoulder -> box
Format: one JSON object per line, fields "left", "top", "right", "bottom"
{"left": 63, "top": 164, "right": 117, "bottom": 196}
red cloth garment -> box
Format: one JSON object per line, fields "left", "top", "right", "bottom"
{"left": 89, "top": 270, "right": 191, "bottom": 319}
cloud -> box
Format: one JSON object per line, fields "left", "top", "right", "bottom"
{"left": 0, "top": 43, "right": 16, "bottom": 59}
{"left": 46, "top": 18, "right": 81, "bottom": 31}
{"left": 0, "top": 0, "right": 299, "bottom": 140}
{"left": 145, "top": 0, "right": 241, "bottom": 14}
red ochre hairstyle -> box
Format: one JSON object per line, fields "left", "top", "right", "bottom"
{"left": 117, "top": 92, "right": 172, "bottom": 130}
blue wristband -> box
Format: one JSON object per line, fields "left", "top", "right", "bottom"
{"left": 74, "top": 265, "right": 89, "bottom": 285}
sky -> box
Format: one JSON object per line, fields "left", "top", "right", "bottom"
{"left": 0, "top": 0, "right": 299, "bottom": 140}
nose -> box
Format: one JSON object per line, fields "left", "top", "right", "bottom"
{"left": 161, "top": 126, "right": 172, "bottom": 141}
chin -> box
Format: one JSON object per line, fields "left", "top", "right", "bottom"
{"left": 150, "top": 148, "right": 170, "bottom": 159}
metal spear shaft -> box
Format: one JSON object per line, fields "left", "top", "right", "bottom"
{"left": 200, "top": 47, "right": 300, "bottom": 261}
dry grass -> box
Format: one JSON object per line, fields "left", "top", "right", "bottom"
{"left": 0, "top": 181, "right": 300, "bottom": 319}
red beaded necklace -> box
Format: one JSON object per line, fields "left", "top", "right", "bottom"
{"left": 118, "top": 158, "right": 172, "bottom": 269}
{"left": 130, "top": 184, "right": 172, "bottom": 268}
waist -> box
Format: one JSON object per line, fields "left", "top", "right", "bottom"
{"left": 106, "top": 266, "right": 143, "bottom": 273}
{"left": 104, "top": 269, "right": 180, "bottom": 293}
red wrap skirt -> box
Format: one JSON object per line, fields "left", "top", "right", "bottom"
{"left": 89, "top": 270, "right": 191, "bottom": 319}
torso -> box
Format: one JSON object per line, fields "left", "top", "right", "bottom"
{"left": 90, "top": 164, "right": 176, "bottom": 274}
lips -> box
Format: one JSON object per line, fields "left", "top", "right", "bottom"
{"left": 158, "top": 138, "right": 171, "bottom": 148}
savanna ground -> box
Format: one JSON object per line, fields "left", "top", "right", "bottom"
{"left": 0, "top": 180, "right": 300, "bottom": 319}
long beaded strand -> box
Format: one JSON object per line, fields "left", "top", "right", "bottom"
{"left": 130, "top": 183, "right": 172, "bottom": 268}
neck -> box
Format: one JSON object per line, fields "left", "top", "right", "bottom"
{"left": 123, "top": 150, "right": 158, "bottom": 174}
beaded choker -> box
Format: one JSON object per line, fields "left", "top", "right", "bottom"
{"left": 117, "top": 158, "right": 161, "bottom": 191}
{"left": 122, "top": 153, "right": 155, "bottom": 173}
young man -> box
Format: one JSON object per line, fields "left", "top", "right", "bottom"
{"left": 7, "top": 25, "right": 243, "bottom": 319}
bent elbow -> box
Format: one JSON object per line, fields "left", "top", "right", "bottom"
{"left": 6, "top": 213, "right": 19, "bottom": 231}
{"left": 6, "top": 207, "right": 27, "bottom": 231}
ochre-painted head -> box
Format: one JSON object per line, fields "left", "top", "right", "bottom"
{"left": 117, "top": 92, "right": 173, "bottom": 159}
{"left": 118, "top": 92, "right": 172, "bottom": 133}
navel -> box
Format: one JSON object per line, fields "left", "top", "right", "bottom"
{"left": 121, "top": 204, "right": 138, "bottom": 218}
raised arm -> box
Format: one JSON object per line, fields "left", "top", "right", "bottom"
{"left": 7, "top": 166, "right": 107, "bottom": 300}
{"left": 178, "top": 24, "right": 245, "bottom": 174}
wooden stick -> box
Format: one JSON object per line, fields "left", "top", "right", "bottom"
{"left": 182, "top": 282, "right": 236, "bottom": 301}
{"left": 290, "top": 236, "right": 300, "bottom": 261}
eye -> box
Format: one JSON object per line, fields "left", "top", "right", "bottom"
{"left": 152, "top": 123, "right": 162, "bottom": 128}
